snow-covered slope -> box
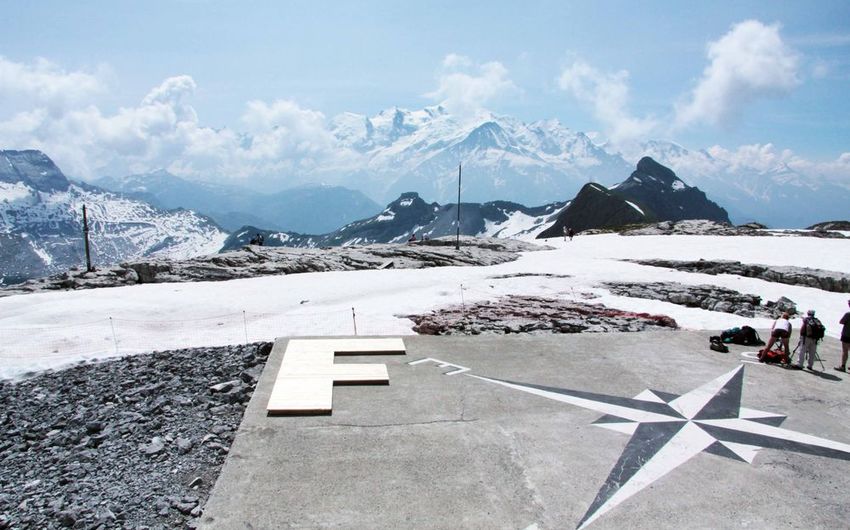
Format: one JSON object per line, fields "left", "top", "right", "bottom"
{"left": 0, "top": 150, "right": 227, "bottom": 284}
{"left": 3, "top": 232, "right": 849, "bottom": 379}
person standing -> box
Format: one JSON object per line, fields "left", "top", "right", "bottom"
{"left": 797, "top": 309, "right": 819, "bottom": 370}
{"left": 568, "top": 227, "right": 575, "bottom": 241}
{"left": 836, "top": 299, "right": 850, "bottom": 372}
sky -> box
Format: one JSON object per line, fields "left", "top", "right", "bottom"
{"left": 1, "top": 231, "right": 848, "bottom": 380}
{"left": 1, "top": 1, "right": 848, "bottom": 182}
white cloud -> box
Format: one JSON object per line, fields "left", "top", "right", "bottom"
{"left": 426, "top": 54, "right": 518, "bottom": 118}
{"left": 557, "top": 60, "right": 657, "bottom": 144}
{"left": 675, "top": 20, "right": 800, "bottom": 128}
{"left": 0, "top": 56, "right": 105, "bottom": 115}
{"left": 0, "top": 57, "right": 357, "bottom": 181}
{"left": 707, "top": 143, "right": 801, "bottom": 172}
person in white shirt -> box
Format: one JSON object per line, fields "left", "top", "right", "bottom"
{"left": 761, "top": 312, "right": 792, "bottom": 358}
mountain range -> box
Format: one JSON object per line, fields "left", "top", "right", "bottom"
{"left": 94, "top": 171, "right": 380, "bottom": 233}
{"left": 0, "top": 150, "right": 226, "bottom": 285}
{"left": 316, "top": 106, "right": 849, "bottom": 229}
{"left": 222, "top": 156, "right": 728, "bottom": 250}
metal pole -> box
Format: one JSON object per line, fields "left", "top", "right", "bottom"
{"left": 242, "top": 310, "right": 249, "bottom": 344}
{"left": 455, "top": 163, "right": 462, "bottom": 250}
{"left": 109, "top": 317, "right": 118, "bottom": 354}
{"left": 82, "top": 205, "right": 93, "bottom": 272}
{"left": 352, "top": 307, "right": 358, "bottom": 336}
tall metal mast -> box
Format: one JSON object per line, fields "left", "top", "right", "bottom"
{"left": 455, "top": 163, "right": 462, "bottom": 250}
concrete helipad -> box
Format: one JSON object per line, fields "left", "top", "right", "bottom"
{"left": 201, "top": 332, "right": 850, "bottom": 529}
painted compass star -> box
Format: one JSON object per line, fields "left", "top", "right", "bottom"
{"left": 470, "top": 365, "right": 850, "bottom": 529}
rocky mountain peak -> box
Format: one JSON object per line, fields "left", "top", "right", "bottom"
{"left": 0, "top": 149, "right": 70, "bottom": 192}
{"left": 632, "top": 156, "right": 680, "bottom": 187}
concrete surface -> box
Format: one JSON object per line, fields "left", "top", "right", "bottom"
{"left": 201, "top": 332, "right": 850, "bottom": 529}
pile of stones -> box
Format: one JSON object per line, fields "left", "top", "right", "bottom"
{"left": 407, "top": 295, "right": 678, "bottom": 335}
{"left": 0, "top": 342, "right": 271, "bottom": 529}
{"left": 603, "top": 282, "right": 797, "bottom": 317}
{"left": 630, "top": 259, "right": 850, "bottom": 293}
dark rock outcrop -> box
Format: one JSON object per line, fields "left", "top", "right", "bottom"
{"left": 0, "top": 150, "right": 70, "bottom": 192}
{"left": 407, "top": 296, "right": 677, "bottom": 335}
{"left": 807, "top": 220, "right": 850, "bottom": 231}
{"left": 603, "top": 282, "right": 796, "bottom": 317}
{"left": 631, "top": 259, "right": 850, "bottom": 293}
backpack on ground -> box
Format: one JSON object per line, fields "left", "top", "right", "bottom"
{"left": 758, "top": 347, "right": 789, "bottom": 364}
{"left": 804, "top": 317, "right": 826, "bottom": 341}
{"left": 720, "top": 325, "right": 764, "bottom": 346}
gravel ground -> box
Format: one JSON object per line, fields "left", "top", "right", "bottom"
{"left": 0, "top": 342, "right": 271, "bottom": 530}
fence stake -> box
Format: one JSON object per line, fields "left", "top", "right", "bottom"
{"left": 352, "top": 307, "right": 358, "bottom": 336}
{"left": 460, "top": 283, "right": 466, "bottom": 318}
{"left": 109, "top": 317, "right": 118, "bottom": 354}
{"left": 242, "top": 310, "right": 249, "bottom": 344}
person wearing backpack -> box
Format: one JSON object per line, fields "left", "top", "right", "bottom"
{"left": 797, "top": 309, "right": 822, "bottom": 370}
{"left": 836, "top": 299, "right": 850, "bottom": 372}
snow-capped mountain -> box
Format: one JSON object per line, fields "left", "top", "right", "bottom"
{"left": 324, "top": 106, "right": 848, "bottom": 228}
{"left": 0, "top": 150, "right": 227, "bottom": 284}
{"left": 329, "top": 106, "right": 632, "bottom": 206}
{"left": 220, "top": 192, "right": 566, "bottom": 250}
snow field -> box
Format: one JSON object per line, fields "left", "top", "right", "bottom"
{"left": 0, "top": 233, "right": 848, "bottom": 379}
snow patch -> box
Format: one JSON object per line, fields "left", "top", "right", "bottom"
{"left": 625, "top": 201, "right": 645, "bottom": 215}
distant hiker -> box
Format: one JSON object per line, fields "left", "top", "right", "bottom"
{"left": 836, "top": 299, "right": 850, "bottom": 372}
{"left": 249, "top": 235, "right": 258, "bottom": 245}
{"left": 257, "top": 233, "right": 264, "bottom": 246}
{"left": 562, "top": 226, "right": 568, "bottom": 241}
{"left": 761, "top": 312, "right": 792, "bottom": 358}
{"left": 797, "top": 309, "right": 822, "bottom": 370}
{"left": 408, "top": 233, "right": 417, "bottom": 243}
{"left": 568, "top": 227, "right": 575, "bottom": 241}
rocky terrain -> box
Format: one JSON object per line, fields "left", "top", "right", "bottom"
{"left": 603, "top": 282, "right": 797, "bottom": 317}
{"left": 407, "top": 296, "right": 678, "bottom": 335}
{"left": 572, "top": 219, "right": 848, "bottom": 237}
{"left": 630, "top": 259, "right": 850, "bottom": 293}
{"left": 0, "top": 342, "right": 271, "bottom": 530}
{"left": 807, "top": 221, "right": 850, "bottom": 231}
{"left": 0, "top": 237, "right": 545, "bottom": 298}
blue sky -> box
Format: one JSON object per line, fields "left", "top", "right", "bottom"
{"left": 1, "top": 0, "right": 848, "bottom": 179}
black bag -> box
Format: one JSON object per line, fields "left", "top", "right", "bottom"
{"left": 739, "top": 325, "right": 764, "bottom": 346}
{"left": 720, "top": 325, "right": 764, "bottom": 346}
